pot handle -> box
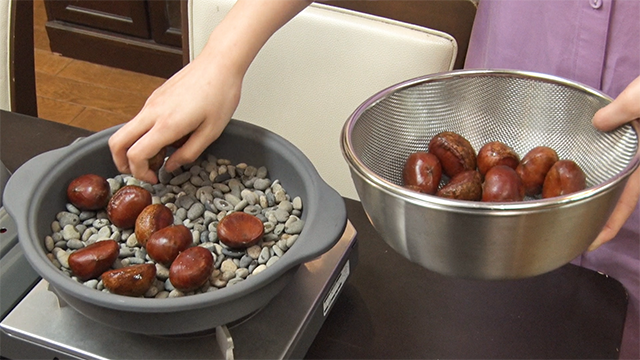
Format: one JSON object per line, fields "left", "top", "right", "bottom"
{"left": 282, "top": 180, "right": 348, "bottom": 267}
{"left": 3, "top": 146, "right": 69, "bottom": 221}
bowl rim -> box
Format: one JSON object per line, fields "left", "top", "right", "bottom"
{"left": 341, "top": 69, "right": 640, "bottom": 214}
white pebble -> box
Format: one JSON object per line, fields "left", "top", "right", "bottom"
{"left": 252, "top": 264, "right": 267, "bottom": 275}
{"left": 266, "top": 256, "right": 280, "bottom": 267}
{"left": 54, "top": 248, "right": 70, "bottom": 268}
{"left": 220, "top": 259, "right": 238, "bottom": 273}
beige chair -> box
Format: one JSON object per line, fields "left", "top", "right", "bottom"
{"left": 184, "top": 0, "right": 457, "bottom": 199}
{"left": 0, "top": 0, "right": 37, "bottom": 115}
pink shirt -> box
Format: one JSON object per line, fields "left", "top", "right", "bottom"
{"left": 465, "top": 0, "right": 640, "bottom": 98}
{"left": 465, "top": 1, "right": 639, "bottom": 358}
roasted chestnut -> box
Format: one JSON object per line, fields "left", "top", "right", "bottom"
{"left": 436, "top": 170, "right": 483, "bottom": 201}
{"left": 482, "top": 165, "right": 525, "bottom": 202}
{"left": 102, "top": 264, "right": 156, "bottom": 297}
{"left": 66, "top": 174, "right": 110, "bottom": 210}
{"left": 169, "top": 246, "right": 214, "bottom": 292}
{"left": 145, "top": 224, "right": 192, "bottom": 265}
{"left": 135, "top": 203, "right": 174, "bottom": 246}
{"left": 107, "top": 185, "right": 152, "bottom": 229}
{"left": 402, "top": 152, "right": 442, "bottom": 194}
{"left": 542, "top": 160, "right": 586, "bottom": 198}
{"left": 477, "top": 141, "right": 520, "bottom": 177}
{"left": 217, "top": 212, "right": 264, "bottom": 249}
{"left": 428, "top": 131, "right": 477, "bottom": 178}
{"left": 148, "top": 147, "right": 167, "bottom": 172}
{"left": 68, "top": 239, "right": 119, "bottom": 281}
{"left": 516, "top": 146, "right": 559, "bottom": 197}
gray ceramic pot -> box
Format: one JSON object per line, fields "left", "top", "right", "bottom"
{"left": 4, "top": 119, "right": 347, "bottom": 335}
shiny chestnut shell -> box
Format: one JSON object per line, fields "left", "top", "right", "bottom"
{"left": 68, "top": 239, "right": 119, "bottom": 281}
{"left": 66, "top": 174, "right": 110, "bottom": 210}
{"left": 482, "top": 165, "right": 525, "bottom": 202}
{"left": 102, "top": 263, "right": 156, "bottom": 297}
{"left": 145, "top": 224, "right": 192, "bottom": 265}
{"left": 169, "top": 246, "right": 214, "bottom": 292}
{"left": 402, "top": 152, "right": 442, "bottom": 195}
{"left": 217, "top": 212, "right": 264, "bottom": 249}
{"left": 135, "top": 203, "right": 174, "bottom": 246}
{"left": 436, "top": 170, "right": 483, "bottom": 201}
{"left": 107, "top": 185, "right": 152, "bottom": 229}
{"left": 428, "top": 131, "right": 477, "bottom": 178}
{"left": 542, "top": 160, "right": 587, "bottom": 198}
{"left": 517, "top": 146, "right": 560, "bottom": 197}
{"left": 477, "top": 141, "right": 520, "bottom": 177}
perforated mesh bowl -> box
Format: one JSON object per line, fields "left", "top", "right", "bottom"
{"left": 341, "top": 69, "right": 639, "bottom": 279}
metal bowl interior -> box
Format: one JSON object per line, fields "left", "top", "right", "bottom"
{"left": 341, "top": 69, "right": 640, "bottom": 279}
{"left": 4, "top": 119, "right": 347, "bottom": 335}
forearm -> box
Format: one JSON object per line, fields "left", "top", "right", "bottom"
{"left": 199, "top": 0, "right": 313, "bottom": 77}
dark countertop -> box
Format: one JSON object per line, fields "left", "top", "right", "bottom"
{"left": 1, "top": 110, "right": 628, "bottom": 359}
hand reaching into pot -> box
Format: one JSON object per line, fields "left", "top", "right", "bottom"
{"left": 108, "top": 0, "right": 311, "bottom": 184}
{"left": 589, "top": 75, "right": 640, "bottom": 251}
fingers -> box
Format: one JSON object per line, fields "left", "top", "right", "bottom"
{"left": 125, "top": 119, "right": 195, "bottom": 184}
{"left": 164, "top": 119, "right": 229, "bottom": 173}
{"left": 593, "top": 105, "right": 639, "bottom": 132}
{"left": 588, "top": 168, "right": 640, "bottom": 251}
{"left": 588, "top": 76, "right": 640, "bottom": 251}
{"left": 108, "top": 113, "right": 155, "bottom": 174}
{"left": 592, "top": 76, "right": 640, "bottom": 131}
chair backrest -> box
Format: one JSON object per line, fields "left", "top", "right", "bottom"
{"left": 185, "top": 0, "right": 457, "bottom": 199}
{"left": 0, "top": 0, "right": 36, "bottom": 115}
{"left": 318, "top": 0, "right": 477, "bottom": 70}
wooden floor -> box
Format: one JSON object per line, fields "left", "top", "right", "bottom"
{"left": 33, "top": 0, "right": 169, "bottom": 132}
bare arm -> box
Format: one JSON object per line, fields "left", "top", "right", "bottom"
{"left": 108, "top": 0, "right": 312, "bottom": 184}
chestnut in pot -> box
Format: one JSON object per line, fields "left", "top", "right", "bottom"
{"left": 68, "top": 239, "right": 119, "bottom": 281}
{"left": 402, "top": 152, "right": 442, "bottom": 195}
{"left": 107, "top": 185, "right": 152, "bottom": 229}
{"left": 135, "top": 203, "right": 175, "bottom": 247}
{"left": 66, "top": 174, "right": 110, "bottom": 210}
{"left": 169, "top": 246, "right": 214, "bottom": 292}
{"left": 102, "top": 263, "right": 157, "bottom": 297}
{"left": 145, "top": 224, "right": 192, "bottom": 266}
{"left": 217, "top": 212, "right": 264, "bottom": 249}
{"left": 148, "top": 147, "right": 167, "bottom": 173}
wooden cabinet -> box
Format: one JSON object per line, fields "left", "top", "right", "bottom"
{"left": 44, "top": 0, "right": 183, "bottom": 78}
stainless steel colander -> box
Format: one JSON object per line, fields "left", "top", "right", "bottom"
{"left": 341, "top": 69, "right": 639, "bottom": 279}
